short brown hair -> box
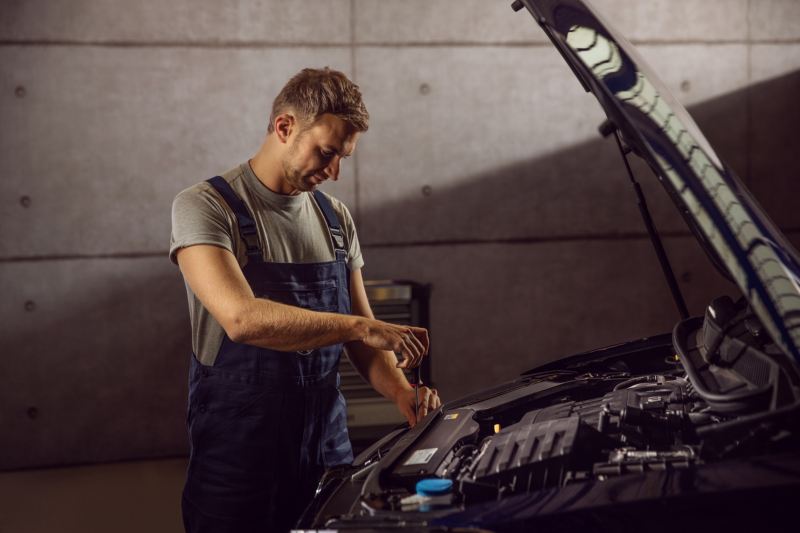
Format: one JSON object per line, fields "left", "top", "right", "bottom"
{"left": 268, "top": 67, "right": 369, "bottom": 133}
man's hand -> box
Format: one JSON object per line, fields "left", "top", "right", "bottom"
{"left": 360, "top": 321, "right": 429, "bottom": 369}
{"left": 345, "top": 268, "right": 435, "bottom": 423}
{"left": 394, "top": 386, "right": 441, "bottom": 427}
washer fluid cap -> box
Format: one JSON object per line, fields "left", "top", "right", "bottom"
{"left": 416, "top": 478, "right": 453, "bottom": 496}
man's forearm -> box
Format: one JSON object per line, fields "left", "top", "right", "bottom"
{"left": 231, "top": 297, "right": 367, "bottom": 351}
{"left": 345, "top": 340, "right": 412, "bottom": 402}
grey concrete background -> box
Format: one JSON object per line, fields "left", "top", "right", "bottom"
{"left": 1, "top": 0, "right": 798, "bottom": 470}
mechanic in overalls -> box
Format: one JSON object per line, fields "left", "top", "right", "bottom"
{"left": 170, "top": 67, "right": 440, "bottom": 532}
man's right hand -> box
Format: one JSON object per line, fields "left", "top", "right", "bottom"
{"left": 359, "top": 320, "right": 429, "bottom": 369}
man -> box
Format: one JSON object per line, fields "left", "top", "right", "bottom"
{"left": 170, "top": 67, "right": 440, "bottom": 532}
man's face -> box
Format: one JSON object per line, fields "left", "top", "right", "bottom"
{"left": 281, "top": 113, "right": 360, "bottom": 194}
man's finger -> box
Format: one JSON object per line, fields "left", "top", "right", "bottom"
{"left": 400, "top": 335, "right": 422, "bottom": 369}
{"left": 411, "top": 327, "right": 430, "bottom": 355}
{"left": 420, "top": 388, "right": 438, "bottom": 412}
{"left": 395, "top": 351, "right": 407, "bottom": 368}
{"left": 430, "top": 391, "right": 441, "bottom": 409}
{"left": 406, "top": 330, "right": 426, "bottom": 357}
{"left": 401, "top": 333, "right": 420, "bottom": 363}
{"left": 395, "top": 332, "right": 414, "bottom": 367}
{"left": 425, "top": 388, "right": 438, "bottom": 409}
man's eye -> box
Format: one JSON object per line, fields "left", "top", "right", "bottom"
{"left": 321, "top": 150, "right": 334, "bottom": 159}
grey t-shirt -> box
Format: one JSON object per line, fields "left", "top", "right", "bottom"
{"left": 170, "top": 162, "right": 364, "bottom": 365}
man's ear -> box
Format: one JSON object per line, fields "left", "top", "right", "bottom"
{"left": 274, "top": 113, "right": 296, "bottom": 144}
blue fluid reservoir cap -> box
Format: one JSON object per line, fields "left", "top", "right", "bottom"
{"left": 416, "top": 478, "right": 453, "bottom": 496}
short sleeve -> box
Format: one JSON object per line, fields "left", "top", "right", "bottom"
{"left": 333, "top": 199, "right": 364, "bottom": 270}
{"left": 169, "top": 184, "right": 235, "bottom": 264}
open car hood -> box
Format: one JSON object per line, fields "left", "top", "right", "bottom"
{"left": 298, "top": 4, "right": 800, "bottom": 530}
{"left": 513, "top": 0, "right": 800, "bottom": 366}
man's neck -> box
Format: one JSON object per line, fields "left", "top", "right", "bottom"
{"left": 248, "top": 138, "right": 294, "bottom": 195}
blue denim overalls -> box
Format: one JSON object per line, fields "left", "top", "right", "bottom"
{"left": 181, "top": 176, "right": 353, "bottom": 532}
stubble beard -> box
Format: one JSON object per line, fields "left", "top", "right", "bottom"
{"left": 281, "top": 159, "right": 309, "bottom": 192}
{"left": 281, "top": 134, "right": 317, "bottom": 193}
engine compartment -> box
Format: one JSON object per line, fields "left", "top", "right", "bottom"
{"left": 380, "top": 370, "right": 702, "bottom": 511}
{"left": 301, "top": 299, "right": 800, "bottom": 529}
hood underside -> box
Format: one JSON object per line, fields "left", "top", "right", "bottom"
{"left": 514, "top": 0, "right": 800, "bottom": 367}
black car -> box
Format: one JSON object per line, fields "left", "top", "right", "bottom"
{"left": 297, "top": 1, "right": 800, "bottom": 531}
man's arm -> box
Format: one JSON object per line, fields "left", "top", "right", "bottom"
{"left": 175, "top": 244, "right": 428, "bottom": 362}
{"left": 345, "top": 268, "right": 441, "bottom": 426}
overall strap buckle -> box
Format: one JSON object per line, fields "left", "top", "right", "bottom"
{"left": 239, "top": 225, "right": 261, "bottom": 258}
{"left": 312, "top": 190, "right": 347, "bottom": 253}
{"left": 329, "top": 227, "right": 346, "bottom": 250}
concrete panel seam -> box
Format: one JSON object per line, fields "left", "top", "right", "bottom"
{"left": 361, "top": 227, "right": 800, "bottom": 249}
{"left": 352, "top": 39, "right": 797, "bottom": 47}
{"left": 362, "top": 231, "right": 695, "bottom": 249}
{"left": 4, "top": 229, "right": 798, "bottom": 261}
{"left": 745, "top": 0, "right": 753, "bottom": 186}
{"left": 4, "top": 39, "right": 798, "bottom": 50}
{"left": 0, "top": 39, "right": 354, "bottom": 49}
{"left": 0, "top": 252, "right": 167, "bottom": 263}
{"left": 337, "top": 39, "right": 795, "bottom": 47}
{"left": 350, "top": 0, "right": 361, "bottom": 224}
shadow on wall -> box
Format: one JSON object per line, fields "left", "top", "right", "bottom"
{"left": 2, "top": 72, "right": 798, "bottom": 470}
{"left": 360, "top": 72, "right": 800, "bottom": 247}
{"left": 359, "top": 70, "right": 800, "bottom": 401}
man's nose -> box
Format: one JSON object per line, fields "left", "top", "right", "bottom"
{"left": 325, "top": 157, "right": 340, "bottom": 181}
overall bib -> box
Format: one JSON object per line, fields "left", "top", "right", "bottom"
{"left": 182, "top": 176, "right": 353, "bottom": 533}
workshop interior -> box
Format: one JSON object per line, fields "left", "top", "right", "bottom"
{"left": 2, "top": 1, "right": 799, "bottom": 532}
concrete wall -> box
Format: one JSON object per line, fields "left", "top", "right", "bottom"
{"left": 1, "top": 0, "right": 798, "bottom": 472}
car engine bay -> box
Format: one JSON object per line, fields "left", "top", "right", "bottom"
{"left": 293, "top": 0, "right": 800, "bottom": 528}
{"left": 301, "top": 295, "right": 800, "bottom": 529}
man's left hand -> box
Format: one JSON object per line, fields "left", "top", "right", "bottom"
{"left": 395, "top": 386, "right": 441, "bottom": 427}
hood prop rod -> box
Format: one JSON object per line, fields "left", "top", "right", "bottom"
{"left": 606, "top": 122, "right": 690, "bottom": 320}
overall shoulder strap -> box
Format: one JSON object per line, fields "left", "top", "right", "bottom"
{"left": 312, "top": 190, "right": 347, "bottom": 253}
{"left": 206, "top": 176, "right": 263, "bottom": 260}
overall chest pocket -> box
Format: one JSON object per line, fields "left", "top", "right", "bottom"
{"left": 254, "top": 278, "right": 339, "bottom": 312}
